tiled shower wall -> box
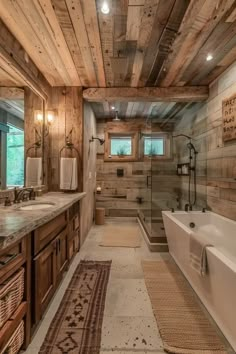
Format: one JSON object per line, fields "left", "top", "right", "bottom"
{"left": 95, "top": 120, "right": 177, "bottom": 217}
{"left": 174, "top": 61, "right": 236, "bottom": 220}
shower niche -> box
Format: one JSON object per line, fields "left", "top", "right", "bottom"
{"left": 176, "top": 163, "right": 190, "bottom": 176}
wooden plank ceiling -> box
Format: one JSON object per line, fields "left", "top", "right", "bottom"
{"left": 91, "top": 100, "right": 199, "bottom": 124}
{"left": 0, "top": 99, "right": 24, "bottom": 119}
{"left": 0, "top": 0, "right": 235, "bottom": 120}
{"left": 0, "top": 0, "right": 235, "bottom": 89}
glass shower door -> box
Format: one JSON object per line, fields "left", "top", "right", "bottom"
{"left": 138, "top": 117, "right": 152, "bottom": 236}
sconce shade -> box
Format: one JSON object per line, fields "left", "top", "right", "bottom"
{"left": 35, "top": 110, "right": 43, "bottom": 123}
{"left": 47, "top": 111, "right": 55, "bottom": 124}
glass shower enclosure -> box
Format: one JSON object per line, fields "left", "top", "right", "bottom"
{"left": 138, "top": 111, "right": 207, "bottom": 248}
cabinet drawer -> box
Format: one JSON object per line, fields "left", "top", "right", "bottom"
{"left": 0, "top": 238, "right": 27, "bottom": 282}
{"left": 34, "top": 212, "right": 67, "bottom": 255}
{"left": 0, "top": 302, "right": 26, "bottom": 353}
{"left": 0, "top": 320, "right": 24, "bottom": 354}
{"left": 0, "top": 268, "right": 24, "bottom": 329}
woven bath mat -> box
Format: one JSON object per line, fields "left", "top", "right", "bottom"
{"left": 100, "top": 225, "right": 141, "bottom": 248}
{"left": 40, "top": 260, "right": 111, "bottom": 354}
{"left": 142, "top": 260, "right": 227, "bottom": 354}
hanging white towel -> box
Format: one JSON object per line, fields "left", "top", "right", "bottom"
{"left": 60, "top": 157, "right": 78, "bottom": 191}
{"left": 189, "top": 231, "right": 213, "bottom": 276}
{"left": 26, "top": 157, "right": 42, "bottom": 187}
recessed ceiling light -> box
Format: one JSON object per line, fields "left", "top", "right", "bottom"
{"left": 206, "top": 54, "right": 213, "bottom": 61}
{"left": 111, "top": 106, "right": 115, "bottom": 110}
{"left": 101, "top": 1, "right": 110, "bottom": 14}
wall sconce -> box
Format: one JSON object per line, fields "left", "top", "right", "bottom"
{"left": 46, "top": 110, "right": 56, "bottom": 125}
{"left": 34, "top": 110, "right": 56, "bottom": 125}
{"left": 35, "top": 110, "right": 43, "bottom": 124}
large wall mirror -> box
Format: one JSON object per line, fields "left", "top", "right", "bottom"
{"left": 0, "top": 87, "right": 45, "bottom": 190}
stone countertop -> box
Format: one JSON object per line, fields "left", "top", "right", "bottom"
{"left": 0, "top": 192, "right": 86, "bottom": 250}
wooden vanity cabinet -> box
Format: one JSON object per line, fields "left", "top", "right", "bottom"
{"left": 32, "top": 212, "right": 69, "bottom": 324}
{"left": 31, "top": 201, "right": 81, "bottom": 330}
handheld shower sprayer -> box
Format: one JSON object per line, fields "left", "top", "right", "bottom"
{"left": 172, "top": 133, "right": 198, "bottom": 208}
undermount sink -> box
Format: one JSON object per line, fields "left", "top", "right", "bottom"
{"left": 19, "top": 203, "right": 55, "bottom": 211}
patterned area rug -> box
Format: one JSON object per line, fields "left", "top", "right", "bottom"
{"left": 142, "top": 260, "right": 227, "bottom": 354}
{"left": 40, "top": 260, "right": 111, "bottom": 354}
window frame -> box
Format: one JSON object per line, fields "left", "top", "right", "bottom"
{"left": 104, "top": 131, "right": 138, "bottom": 161}
{"left": 142, "top": 133, "right": 172, "bottom": 160}
{"left": 143, "top": 136, "right": 165, "bottom": 157}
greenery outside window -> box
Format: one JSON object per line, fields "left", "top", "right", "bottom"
{"left": 110, "top": 137, "right": 132, "bottom": 156}
{"left": 104, "top": 131, "right": 138, "bottom": 161}
{"left": 144, "top": 137, "right": 164, "bottom": 156}
{"left": 143, "top": 133, "right": 172, "bottom": 159}
{"left": 7, "top": 125, "right": 24, "bottom": 187}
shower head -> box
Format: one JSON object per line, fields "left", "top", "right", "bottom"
{"left": 172, "top": 134, "right": 192, "bottom": 140}
{"left": 187, "top": 142, "right": 198, "bottom": 154}
{"left": 113, "top": 110, "right": 120, "bottom": 121}
{"left": 172, "top": 134, "right": 198, "bottom": 153}
{"left": 89, "top": 136, "right": 105, "bottom": 145}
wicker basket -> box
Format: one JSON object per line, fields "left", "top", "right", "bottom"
{"left": 0, "top": 268, "right": 24, "bottom": 329}
{"left": 0, "top": 320, "right": 24, "bottom": 354}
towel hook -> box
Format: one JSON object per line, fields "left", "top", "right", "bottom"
{"left": 59, "top": 128, "right": 80, "bottom": 158}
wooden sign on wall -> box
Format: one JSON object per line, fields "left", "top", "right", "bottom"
{"left": 222, "top": 93, "right": 236, "bottom": 142}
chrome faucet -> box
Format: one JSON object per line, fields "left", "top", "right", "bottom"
{"left": 14, "top": 187, "right": 35, "bottom": 203}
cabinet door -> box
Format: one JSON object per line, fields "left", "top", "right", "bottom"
{"left": 34, "top": 240, "right": 56, "bottom": 323}
{"left": 56, "top": 228, "right": 68, "bottom": 279}
{"left": 68, "top": 230, "right": 80, "bottom": 262}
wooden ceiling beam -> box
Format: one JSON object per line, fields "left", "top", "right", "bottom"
{"left": 0, "top": 88, "right": 24, "bottom": 100}
{"left": 83, "top": 86, "right": 209, "bottom": 102}
{"left": 159, "top": 0, "right": 236, "bottom": 87}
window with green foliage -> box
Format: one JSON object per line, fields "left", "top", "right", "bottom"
{"left": 7, "top": 125, "right": 24, "bottom": 187}
{"left": 110, "top": 137, "right": 132, "bottom": 156}
{"left": 144, "top": 137, "right": 164, "bottom": 156}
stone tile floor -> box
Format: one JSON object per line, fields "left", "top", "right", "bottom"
{"left": 23, "top": 217, "right": 233, "bottom": 354}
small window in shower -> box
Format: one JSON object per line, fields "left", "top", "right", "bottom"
{"left": 110, "top": 136, "right": 132, "bottom": 156}
{"left": 144, "top": 137, "right": 164, "bottom": 156}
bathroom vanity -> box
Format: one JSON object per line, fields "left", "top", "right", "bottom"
{"left": 0, "top": 192, "right": 85, "bottom": 352}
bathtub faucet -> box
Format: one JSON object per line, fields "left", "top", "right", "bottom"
{"left": 184, "top": 204, "right": 192, "bottom": 212}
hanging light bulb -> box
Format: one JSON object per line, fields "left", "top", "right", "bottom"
{"left": 206, "top": 53, "right": 213, "bottom": 61}
{"left": 101, "top": 1, "right": 110, "bottom": 14}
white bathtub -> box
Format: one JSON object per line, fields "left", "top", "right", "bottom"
{"left": 162, "top": 210, "right": 236, "bottom": 351}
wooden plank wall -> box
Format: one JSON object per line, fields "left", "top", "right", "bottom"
{"left": 96, "top": 119, "right": 177, "bottom": 217}
{"left": 80, "top": 103, "right": 97, "bottom": 243}
{"left": 174, "top": 61, "right": 236, "bottom": 220}
{"left": 24, "top": 87, "right": 43, "bottom": 159}
{"left": 46, "top": 87, "right": 83, "bottom": 192}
